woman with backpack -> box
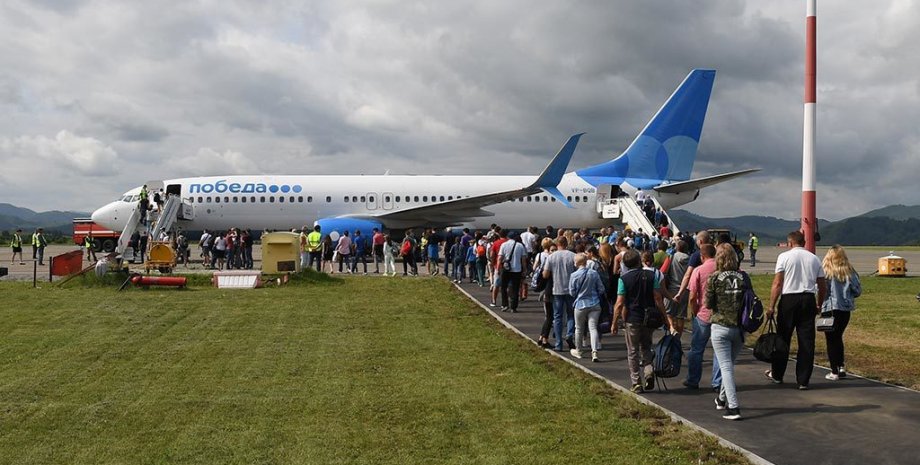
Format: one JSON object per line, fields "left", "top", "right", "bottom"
{"left": 705, "top": 243, "right": 753, "bottom": 421}
{"left": 821, "top": 245, "right": 862, "bottom": 380}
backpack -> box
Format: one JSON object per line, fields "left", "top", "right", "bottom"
{"left": 653, "top": 333, "right": 683, "bottom": 379}
{"left": 400, "top": 240, "right": 412, "bottom": 257}
{"left": 476, "top": 244, "right": 486, "bottom": 257}
{"left": 530, "top": 254, "right": 548, "bottom": 292}
{"left": 740, "top": 286, "right": 765, "bottom": 333}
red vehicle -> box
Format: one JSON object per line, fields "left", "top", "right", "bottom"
{"left": 73, "top": 218, "right": 120, "bottom": 253}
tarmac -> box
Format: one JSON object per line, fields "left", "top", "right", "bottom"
{"left": 455, "top": 281, "right": 920, "bottom": 465}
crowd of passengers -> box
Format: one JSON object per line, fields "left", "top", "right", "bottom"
{"left": 281, "top": 223, "right": 860, "bottom": 422}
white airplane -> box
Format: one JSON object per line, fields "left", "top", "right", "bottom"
{"left": 91, "top": 69, "right": 756, "bottom": 236}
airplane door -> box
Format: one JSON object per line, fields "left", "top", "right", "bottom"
{"left": 367, "top": 192, "right": 378, "bottom": 210}
{"left": 382, "top": 192, "right": 394, "bottom": 210}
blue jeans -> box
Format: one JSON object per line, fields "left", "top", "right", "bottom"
{"left": 711, "top": 324, "right": 744, "bottom": 409}
{"left": 686, "top": 316, "right": 722, "bottom": 388}
{"left": 552, "top": 294, "right": 575, "bottom": 350}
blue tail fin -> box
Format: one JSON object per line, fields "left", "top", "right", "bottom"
{"left": 576, "top": 69, "right": 715, "bottom": 188}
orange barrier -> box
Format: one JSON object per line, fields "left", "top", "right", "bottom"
{"left": 51, "top": 250, "right": 85, "bottom": 277}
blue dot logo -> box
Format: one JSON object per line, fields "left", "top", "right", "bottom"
{"left": 281, "top": 185, "right": 291, "bottom": 193}
{"left": 269, "top": 185, "right": 279, "bottom": 193}
{"left": 292, "top": 185, "right": 302, "bottom": 193}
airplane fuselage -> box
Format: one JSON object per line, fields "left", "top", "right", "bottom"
{"left": 93, "top": 173, "right": 698, "bottom": 233}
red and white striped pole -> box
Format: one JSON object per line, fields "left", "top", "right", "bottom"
{"left": 802, "top": 0, "right": 817, "bottom": 253}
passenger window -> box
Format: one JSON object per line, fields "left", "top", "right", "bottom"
{"left": 215, "top": 197, "right": 221, "bottom": 203}
{"left": 567, "top": 196, "right": 572, "bottom": 202}
{"left": 250, "top": 196, "right": 256, "bottom": 203}
{"left": 583, "top": 196, "right": 588, "bottom": 203}
{"left": 352, "top": 196, "right": 358, "bottom": 203}
{"left": 423, "top": 196, "right": 428, "bottom": 202}
{"left": 369, "top": 196, "right": 375, "bottom": 203}
{"left": 414, "top": 196, "right": 419, "bottom": 202}
{"left": 439, "top": 196, "right": 445, "bottom": 201}
{"left": 307, "top": 196, "right": 313, "bottom": 203}
{"left": 551, "top": 197, "right": 556, "bottom": 202}
{"left": 279, "top": 196, "right": 285, "bottom": 203}
{"left": 260, "top": 196, "right": 266, "bottom": 203}
{"left": 526, "top": 196, "right": 532, "bottom": 202}
{"left": 241, "top": 197, "right": 247, "bottom": 203}
{"left": 289, "top": 196, "right": 295, "bottom": 203}
{"left": 198, "top": 197, "right": 203, "bottom": 203}
{"left": 344, "top": 197, "right": 350, "bottom": 203}
{"left": 543, "top": 196, "right": 548, "bottom": 202}
{"left": 326, "top": 196, "right": 331, "bottom": 203}
{"left": 448, "top": 196, "right": 453, "bottom": 200}
{"left": 233, "top": 197, "right": 238, "bottom": 203}
{"left": 394, "top": 196, "right": 399, "bottom": 202}
{"left": 269, "top": 197, "right": 275, "bottom": 203}
{"left": 360, "top": 196, "right": 366, "bottom": 203}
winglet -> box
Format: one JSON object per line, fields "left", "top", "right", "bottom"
{"left": 531, "top": 133, "right": 583, "bottom": 187}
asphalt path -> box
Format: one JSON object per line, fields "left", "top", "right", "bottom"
{"left": 455, "top": 280, "right": 920, "bottom": 465}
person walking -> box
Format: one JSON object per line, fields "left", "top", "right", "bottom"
{"left": 748, "top": 232, "right": 759, "bottom": 267}
{"left": 498, "top": 231, "right": 525, "bottom": 312}
{"left": 321, "top": 235, "right": 335, "bottom": 273}
{"left": 351, "top": 229, "right": 368, "bottom": 274}
{"left": 535, "top": 238, "right": 555, "bottom": 348}
{"left": 685, "top": 244, "right": 722, "bottom": 391}
{"left": 383, "top": 234, "right": 397, "bottom": 276}
{"left": 10, "top": 228, "right": 25, "bottom": 265}
{"left": 542, "top": 236, "right": 577, "bottom": 352}
{"left": 84, "top": 233, "right": 97, "bottom": 262}
{"left": 334, "top": 230, "right": 352, "bottom": 274}
{"left": 821, "top": 245, "right": 862, "bottom": 380}
{"left": 569, "top": 253, "right": 605, "bottom": 362}
{"left": 766, "top": 231, "right": 827, "bottom": 389}
{"left": 32, "top": 228, "right": 47, "bottom": 266}
{"left": 612, "top": 249, "right": 669, "bottom": 392}
{"left": 299, "top": 226, "right": 310, "bottom": 270}
{"left": 402, "top": 230, "right": 418, "bottom": 276}
{"left": 372, "top": 228, "right": 385, "bottom": 274}
{"left": 307, "top": 225, "right": 323, "bottom": 272}
{"left": 664, "top": 240, "right": 691, "bottom": 336}
{"left": 706, "top": 244, "right": 752, "bottom": 420}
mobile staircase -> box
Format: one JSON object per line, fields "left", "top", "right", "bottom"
{"left": 597, "top": 195, "right": 680, "bottom": 236}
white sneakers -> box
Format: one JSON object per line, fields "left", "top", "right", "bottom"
{"left": 570, "top": 349, "right": 583, "bottom": 359}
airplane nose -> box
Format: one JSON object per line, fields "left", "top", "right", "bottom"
{"left": 91, "top": 202, "right": 121, "bottom": 230}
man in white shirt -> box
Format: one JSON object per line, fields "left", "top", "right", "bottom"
{"left": 498, "top": 231, "right": 526, "bottom": 313}
{"left": 766, "top": 230, "right": 827, "bottom": 389}
{"left": 520, "top": 226, "right": 537, "bottom": 260}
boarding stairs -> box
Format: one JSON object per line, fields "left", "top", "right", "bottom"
{"left": 115, "top": 205, "right": 144, "bottom": 257}
{"left": 597, "top": 195, "right": 680, "bottom": 236}
{"left": 150, "top": 195, "right": 182, "bottom": 239}
{"left": 115, "top": 194, "right": 194, "bottom": 259}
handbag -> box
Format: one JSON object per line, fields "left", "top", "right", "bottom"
{"left": 753, "top": 316, "right": 789, "bottom": 363}
{"left": 816, "top": 312, "right": 835, "bottom": 332}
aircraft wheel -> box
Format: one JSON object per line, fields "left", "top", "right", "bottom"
{"left": 102, "top": 239, "right": 116, "bottom": 253}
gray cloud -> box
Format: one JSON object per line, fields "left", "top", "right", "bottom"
{"left": 0, "top": 0, "right": 917, "bottom": 221}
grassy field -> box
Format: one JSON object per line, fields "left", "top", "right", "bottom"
{"left": 750, "top": 275, "right": 920, "bottom": 389}
{"left": 0, "top": 273, "right": 747, "bottom": 465}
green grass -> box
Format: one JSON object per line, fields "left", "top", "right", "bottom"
{"left": 750, "top": 275, "right": 920, "bottom": 389}
{"left": 0, "top": 275, "right": 747, "bottom": 465}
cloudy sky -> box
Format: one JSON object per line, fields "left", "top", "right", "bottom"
{"left": 1, "top": 0, "right": 918, "bottom": 220}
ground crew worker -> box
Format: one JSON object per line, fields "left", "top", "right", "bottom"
{"left": 138, "top": 185, "right": 150, "bottom": 225}
{"left": 84, "top": 233, "right": 97, "bottom": 263}
{"left": 307, "top": 225, "right": 323, "bottom": 272}
{"left": 32, "top": 228, "right": 47, "bottom": 265}
{"left": 10, "top": 228, "right": 25, "bottom": 265}
{"left": 748, "top": 232, "right": 759, "bottom": 267}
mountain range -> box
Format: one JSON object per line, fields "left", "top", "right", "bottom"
{"left": 0, "top": 203, "right": 89, "bottom": 234}
{"left": 669, "top": 204, "right": 920, "bottom": 246}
